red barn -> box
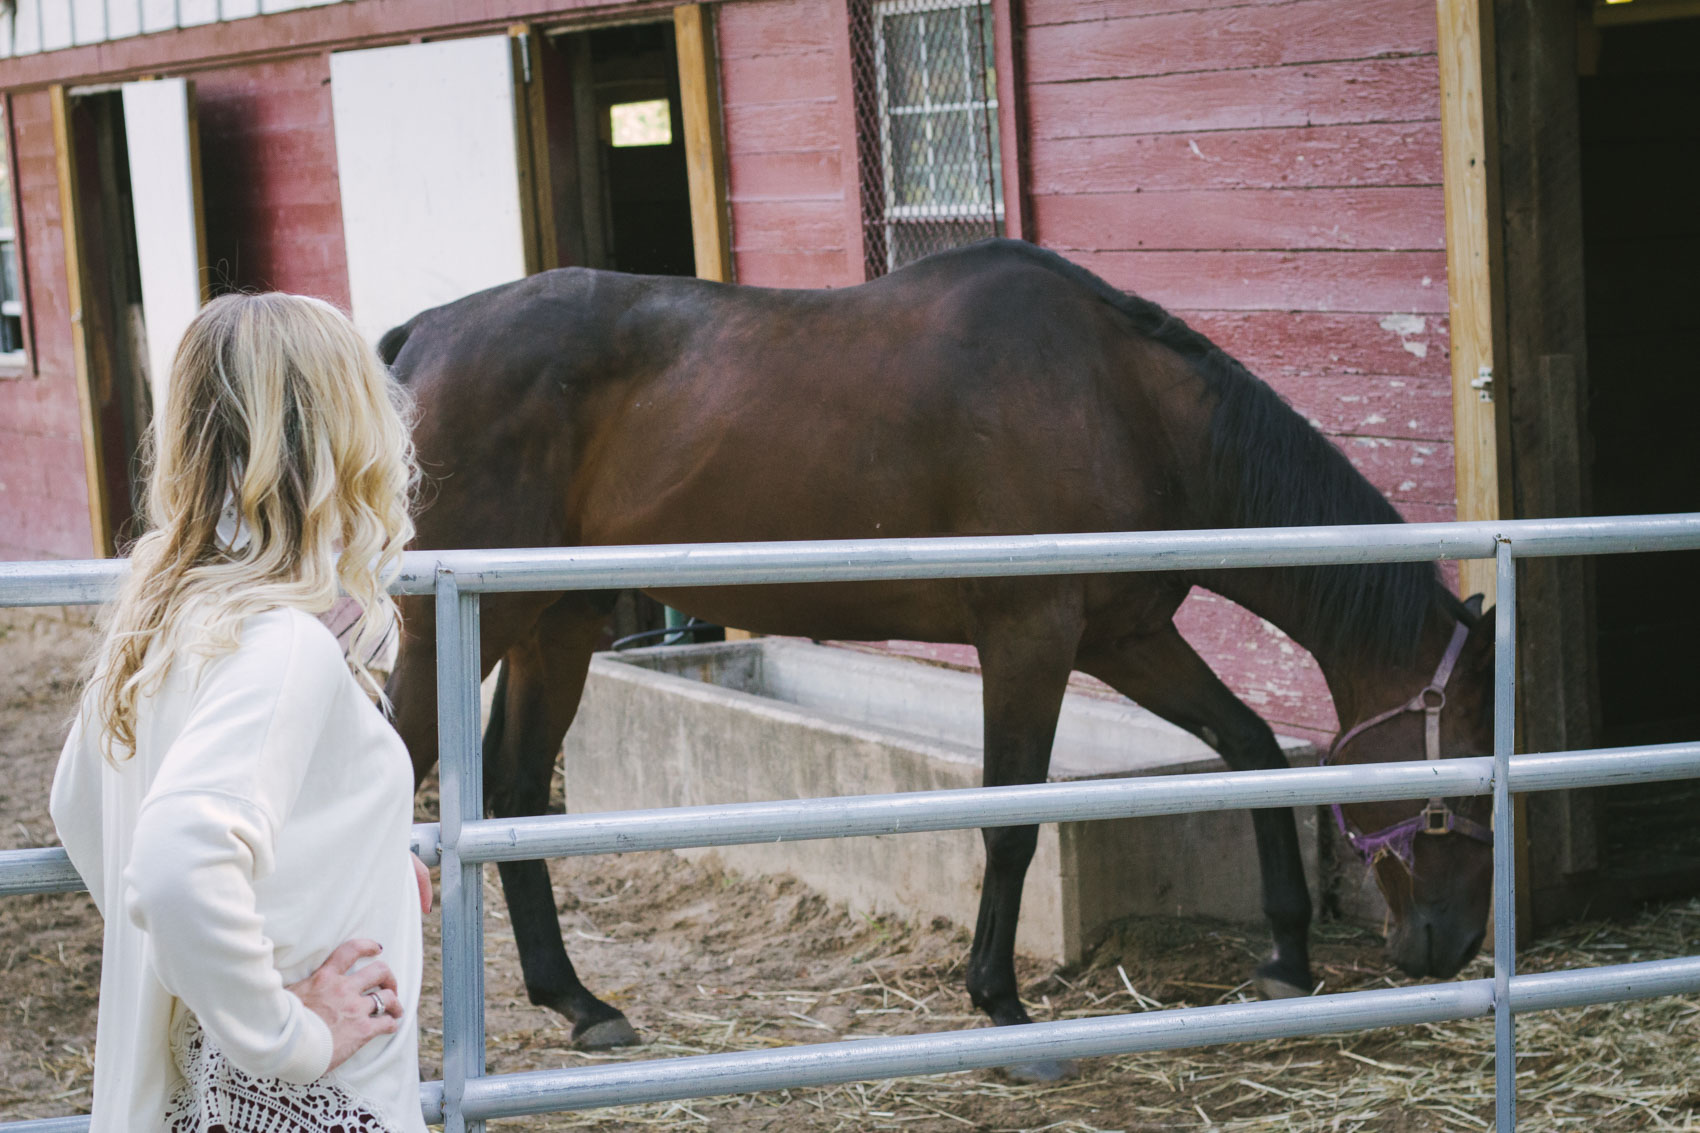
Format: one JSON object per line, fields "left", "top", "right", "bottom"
{"left": 0, "top": 0, "right": 1695, "bottom": 927}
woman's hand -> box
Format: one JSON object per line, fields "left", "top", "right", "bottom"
{"left": 286, "top": 939, "right": 403, "bottom": 1072}
{"left": 412, "top": 852, "right": 433, "bottom": 914}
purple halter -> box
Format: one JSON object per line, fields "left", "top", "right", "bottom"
{"left": 1322, "top": 618, "right": 1493, "bottom": 871}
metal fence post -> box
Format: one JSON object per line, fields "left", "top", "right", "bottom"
{"left": 436, "top": 568, "right": 486, "bottom": 1133}
{"left": 1493, "top": 539, "right": 1518, "bottom": 1132}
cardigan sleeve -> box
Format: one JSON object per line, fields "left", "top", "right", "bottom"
{"left": 122, "top": 610, "right": 344, "bottom": 1083}
{"left": 49, "top": 705, "right": 107, "bottom": 916}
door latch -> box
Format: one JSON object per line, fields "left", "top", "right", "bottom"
{"left": 1470, "top": 364, "right": 1493, "bottom": 403}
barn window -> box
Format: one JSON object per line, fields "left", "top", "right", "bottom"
{"left": 0, "top": 107, "right": 25, "bottom": 369}
{"left": 852, "top": 0, "right": 1004, "bottom": 277}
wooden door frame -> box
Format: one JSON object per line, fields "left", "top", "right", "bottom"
{"left": 1490, "top": 0, "right": 1601, "bottom": 930}
{"left": 1437, "top": 0, "right": 1508, "bottom": 606}
{"left": 673, "top": 4, "right": 733, "bottom": 283}
{"left": 1438, "top": 0, "right": 1604, "bottom": 936}
{"left": 51, "top": 83, "right": 111, "bottom": 559}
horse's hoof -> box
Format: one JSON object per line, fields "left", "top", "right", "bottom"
{"left": 573, "top": 1016, "right": 642, "bottom": 1050}
{"left": 1253, "top": 973, "right": 1311, "bottom": 1000}
{"left": 998, "top": 1058, "right": 1079, "bottom": 1084}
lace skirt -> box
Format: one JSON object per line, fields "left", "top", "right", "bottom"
{"left": 166, "top": 1006, "right": 401, "bottom": 1133}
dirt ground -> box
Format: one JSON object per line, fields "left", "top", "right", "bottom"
{"left": 4, "top": 608, "right": 1698, "bottom": 1131}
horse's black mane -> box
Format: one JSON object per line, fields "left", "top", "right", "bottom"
{"left": 999, "top": 241, "right": 1463, "bottom": 666}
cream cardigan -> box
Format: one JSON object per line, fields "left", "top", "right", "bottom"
{"left": 51, "top": 606, "right": 425, "bottom": 1133}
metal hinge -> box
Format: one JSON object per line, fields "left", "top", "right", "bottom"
{"left": 1470, "top": 365, "right": 1493, "bottom": 403}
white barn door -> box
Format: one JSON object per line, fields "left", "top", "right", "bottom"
{"left": 330, "top": 36, "right": 529, "bottom": 343}
{"left": 122, "top": 77, "right": 207, "bottom": 415}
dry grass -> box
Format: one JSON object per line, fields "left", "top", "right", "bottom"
{"left": 421, "top": 856, "right": 1700, "bottom": 1132}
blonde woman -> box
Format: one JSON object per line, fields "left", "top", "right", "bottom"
{"left": 51, "top": 293, "right": 430, "bottom": 1133}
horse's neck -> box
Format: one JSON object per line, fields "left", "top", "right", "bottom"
{"left": 1200, "top": 567, "right": 1450, "bottom": 732}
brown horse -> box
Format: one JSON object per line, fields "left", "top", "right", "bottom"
{"left": 381, "top": 240, "right": 1496, "bottom": 1075}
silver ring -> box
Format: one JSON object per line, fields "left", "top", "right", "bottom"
{"left": 368, "top": 991, "right": 385, "bottom": 1018}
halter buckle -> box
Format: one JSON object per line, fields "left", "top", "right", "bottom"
{"left": 1421, "top": 802, "right": 1453, "bottom": 835}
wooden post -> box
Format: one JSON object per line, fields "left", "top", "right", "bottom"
{"left": 509, "top": 25, "right": 556, "bottom": 276}
{"left": 674, "top": 4, "right": 733, "bottom": 283}
{"left": 990, "top": 0, "right": 1029, "bottom": 241}
{"left": 51, "top": 84, "right": 111, "bottom": 559}
{"left": 184, "top": 81, "right": 211, "bottom": 304}
{"left": 1436, "top": 0, "right": 1505, "bottom": 604}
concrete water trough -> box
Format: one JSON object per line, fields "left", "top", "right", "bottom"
{"left": 562, "top": 639, "right": 1326, "bottom": 964}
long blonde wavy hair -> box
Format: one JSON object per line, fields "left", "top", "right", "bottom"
{"left": 88, "top": 292, "right": 417, "bottom": 761}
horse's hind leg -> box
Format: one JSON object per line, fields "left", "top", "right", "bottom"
{"left": 1077, "top": 624, "right": 1314, "bottom": 999}
{"left": 485, "top": 594, "right": 640, "bottom": 1049}
{"left": 964, "top": 591, "right": 1084, "bottom": 1081}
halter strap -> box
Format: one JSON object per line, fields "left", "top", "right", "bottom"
{"left": 1324, "top": 618, "right": 1493, "bottom": 868}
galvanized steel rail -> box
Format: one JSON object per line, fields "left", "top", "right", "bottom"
{"left": 3, "top": 512, "right": 1699, "bottom": 1133}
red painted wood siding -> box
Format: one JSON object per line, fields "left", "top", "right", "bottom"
{"left": 195, "top": 54, "right": 350, "bottom": 307}
{"left": 1023, "top": 0, "right": 1452, "bottom": 739}
{"left": 1, "top": 89, "right": 95, "bottom": 561}
{"left": 2, "top": 58, "right": 350, "bottom": 562}
{"left": 718, "top": 0, "right": 862, "bottom": 287}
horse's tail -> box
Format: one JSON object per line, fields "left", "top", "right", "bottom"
{"left": 377, "top": 320, "right": 414, "bottom": 370}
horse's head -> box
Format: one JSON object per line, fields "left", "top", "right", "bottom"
{"left": 1329, "top": 595, "right": 1495, "bottom": 979}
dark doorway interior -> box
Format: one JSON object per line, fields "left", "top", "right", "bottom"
{"left": 550, "top": 22, "right": 697, "bottom": 277}
{"left": 68, "top": 91, "right": 150, "bottom": 551}
{"left": 1580, "top": 17, "right": 1700, "bottom": 885}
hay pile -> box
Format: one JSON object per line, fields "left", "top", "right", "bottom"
{"left": 434, "top": 855, "right": 1700, "bottom": 1132}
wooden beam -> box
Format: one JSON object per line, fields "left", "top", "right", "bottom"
{"left": 673, "top": 4, "right": 733, "bottom": 283}
{"left": 1494, "top": 0, "right": 1601, "bottom": 931}
{"left": 183, "top": 80, "right": 211, "bottom": 304}
{"left": 510, "top": 24, "right": 564, "bottom": 276}
{"left": 1436, "top": 0, "right": 1505, "bottom": 604}
{"left": 991, "top": 0, "right": 1030, "bottom": 241}
{"left": 50, "top": 84, "right": 111, "bottom": 559}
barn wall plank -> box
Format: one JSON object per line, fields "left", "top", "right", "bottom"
{"left": 1027, "top": 57, "right": 1440, "bottom": 139}
{"left": 1183, "top": 310, "right": 1451, "bottom": 382}
{"left": 1076, "top": 250, "right": 1448, "bottom": 314}
{"left": 1027, "top": 122, "right": 1443, "bottom": 194}
{"left": 1026, "top": 0, "right": 1301, "bottom": 29}
{"left": 1034, "top": 188, "right": 1445, "bottom": 251}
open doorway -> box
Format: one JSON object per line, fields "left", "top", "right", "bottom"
{"left": 548, "top": 22, "right": 698, "bottom": 277}
{"left": 1578, "top": 15, "right": 1700, "bottom": 889}
{"left": 58, "top": 79, "right": 206, "bottom": 557}
{"left": 64, "top": 90, "right": 150, "bottom": 552}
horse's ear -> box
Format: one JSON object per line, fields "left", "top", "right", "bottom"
{"left": 1463, "top": 593, "right": 1486, "bottom": 619}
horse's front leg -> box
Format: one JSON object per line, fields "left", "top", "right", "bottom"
{"left": 964, "top": 589, "right": 1084, "bottom": 1082}
{"left": 1078, "top": 623, "right": 1314, "bottom": 999}
{"left": 484, "top": 596, "right": 640, "bottom": 1049}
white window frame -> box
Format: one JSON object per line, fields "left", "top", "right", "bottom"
{"left": 871, "top": 0, "right": 1004, "bottom": 269}
{"left": 0, "top": 105, "right": 26, "bottom": 371}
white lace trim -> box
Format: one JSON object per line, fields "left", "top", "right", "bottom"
{"left": 166, "top": 1007, "right": 403, "bottom": 1133}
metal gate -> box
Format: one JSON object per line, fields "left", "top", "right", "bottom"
{"left": 3, "top": 513, "right": 1700, "bottom": 1133}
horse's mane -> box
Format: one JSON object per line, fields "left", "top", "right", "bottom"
{"left": 992, "top": 241, "right": 1462, "bottom": 665}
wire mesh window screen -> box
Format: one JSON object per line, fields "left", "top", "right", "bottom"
{"left": 850, "top": 0, "right": 1004, "bottom": 277}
